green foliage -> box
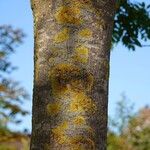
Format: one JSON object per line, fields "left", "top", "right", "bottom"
{"left": 113, "top": 0, "right": 150, "bottom": 50}
{"left": 0, "top": 25, "right": 29, "bottom": 128}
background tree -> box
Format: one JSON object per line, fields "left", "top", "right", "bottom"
{"left": 0, "top": 25, "right": 29, "bottom": 128}
{"left": 107, "top": 132, "right": 133, "bottom": 150}
{"left": 107, "top": 97, "right": 150, "bottom": 150}
{"left": 109, "top": 94, "right": 134, "bottom": 135}
{"left": 30, "top": 0, "right": 150, "bottom": 149}
{"left": 0, "top": 25, "right": 29, "bottom": 149}
{"left": 125, "top": 106, "right": 150, "bottom": 150}
{"left": 107, "top": 95, "right": 135, "bottom": 150}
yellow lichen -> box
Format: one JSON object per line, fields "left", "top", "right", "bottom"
{"left": 49, "top": 63, "right": 93, "bottom": 96}
{"left": 78, "top": 28, "right": 92, "bottom": 38}
{"left": 56, "top": 134, "right": 70, "bottom": 145}
{"left": 69, "top": 92, "right": 96, "bottom": 113}
{"left": 46, "top": 103, "right": 61, "bottom": 115}
{"left": 75, "top": 46, "right": 89, "bottom": 55}
{"left": 69, "top": 136, "right": 95, "bottom": 149}
{"left": 49, "top": 64, "right": 80, "bottom": 96}
{"left": 54, "top": 6, "right": 82, "bottom": 25}
{"left": 52, "top": 121, "right": 69, "bottom": 135}
{"left": 53, "top": 28, "right": 70, "bottom": 43}
{"left": 74, "top": 46, "right": 89, "bottom": 63}
{"left": 73, "top": 116, "right": 86, "bottom": 125}
{"left": 52, "top": 121, "right": 70, "bottom": 144}
{"left": 64, "top": 0, "right": 92, "bottom": 9}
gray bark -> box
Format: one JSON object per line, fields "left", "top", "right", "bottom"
{"left": 30, "top": 0, "right": 116, "bottom": 149}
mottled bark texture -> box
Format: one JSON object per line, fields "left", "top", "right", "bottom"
{"left": 30, "top": 0, "right": 116, "bottom": 150}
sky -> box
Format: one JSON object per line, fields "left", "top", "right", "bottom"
{"left": 0, "top": 0, "right": 150, "bottom": 132}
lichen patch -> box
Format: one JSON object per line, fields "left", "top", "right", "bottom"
{"left": 52, "top": 121, "right": 70, "bottom": 144}
{"left": 54, "top": 6, "right": 82, "bottom": 25}
{"left": 69, "top": 92, "right": 96, "bottom": 114}
{"left": 74, "top": 45, "right": 89, "bottom": 63}
{"left": 73, "top": 116, "right": 86, "bottom": 125}
{"left": 69, "top": 136, "right": 95, "bottom": 149}
{"left": 53, "top": 28, "right": 70, "bottom": 43}
{"left": 79, "top": 28, "right": 92, "bottom": 38}
{"left": 46, "top": 103, "right": 61, "bottom": 115}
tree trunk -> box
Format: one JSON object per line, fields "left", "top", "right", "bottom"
{"left": 30, "top": 0, "right": 116, "bottom": 149}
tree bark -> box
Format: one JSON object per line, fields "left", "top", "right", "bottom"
{"left": 30, "top": 0, "right": 116, "bottom": 149}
